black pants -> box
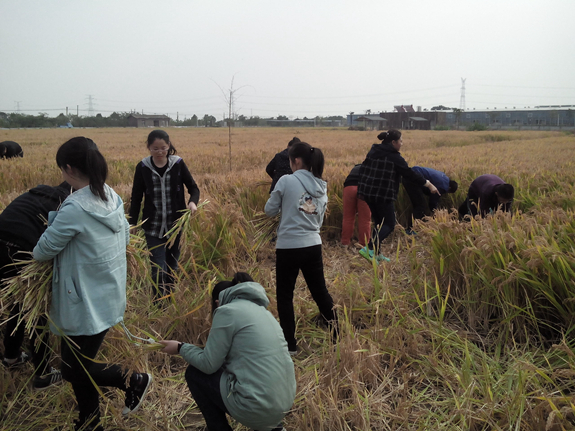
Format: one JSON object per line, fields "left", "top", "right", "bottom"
{"left": 365, "top": 200, "right": 396, "bottom": 250}
{"left": 185, "top": 366, "right": 231, "bottom": 431}
{"left": 146, "top": 233, "right": 181, "bottom": 298}
{"left": 1, "top": 240, "right": 50, "bottom": 375}
{"left": 60, "top": 330, "right": 129, "bottom": 424}
{"left": 276, "top": 245, "right": 337, "bottom": 351}
{"left": 402, "top": 178, "right": 427, "bottom": 229}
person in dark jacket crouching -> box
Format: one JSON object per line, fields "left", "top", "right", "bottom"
{"left": 458, "top": 174, "right": 514, "bottom": 219}
{"left": 160, "top": 272, "right": 296, "bottom": 431}
{"left": 1, "top": 182, "right": 70, "bottom": 389}
{"left": 265, "top": 137, "right": 300, "bottom": 193}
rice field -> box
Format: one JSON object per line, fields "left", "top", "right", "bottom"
{"left": 1, "top": 127, "right": 575, "bottom": 430}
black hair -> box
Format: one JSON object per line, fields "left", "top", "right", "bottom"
{"left": 147, "top": 129, "right": 177, "bottom": 156}
{"left": 448, "top": 180, "right": 458, "bottom": 194}
{"left": 56, "top": 137, "right": 108, "bottom": 201}
{"left": 210, "top": 272, "right": 255, "bottom": 313}
{"left": 495, "top": 183, "right": 514, "bottom": 200}
{"left": 288, "top": 141, "right": 325, "bottom": 179}
{"left": 287, "top": 137, "right": 301, "bottom": 147}
{"left": 377, "top": 129, "right": 402, "bottom": 145}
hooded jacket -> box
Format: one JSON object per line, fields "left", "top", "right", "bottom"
{"left": 128, "top": 155, "right": 199, "bottom": 236}
{"left": 0, "top": 183, "right": 70, "bottom": 250}
{"left": 264, "top": 169, "right": 328, "bottom": 249}
{"left": 358, "top": 142, "right": 426, "bottom": 204}
{"left": 180, "top": 282, "right": 296, "bottom": 431}
{"left": 33, "top": 184, "right": 129, "bottom": 336}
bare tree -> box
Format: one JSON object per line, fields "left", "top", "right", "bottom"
{"left": 214, "top": 76, "right": 251, "bottom": 172}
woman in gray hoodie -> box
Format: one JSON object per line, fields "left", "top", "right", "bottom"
{"left": 265, "top": 141, "right": 338, "bottom": 354}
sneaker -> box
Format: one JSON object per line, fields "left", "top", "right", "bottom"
{"left": 376, "top": 254, "right": 391, "bottom": 263}
{"left": 405, "top": 228, "right": 418, "bottom": 236}
{"left": 33, "top": 367, "right": 63, "bottom": 391}
{"left": 122, "top": 373, "right": 152, "bottom": 416}
{"left": 358, "top": 246, "right": 375, "bottom": 261}
{"left": 2, "top": 351, "right": 30, "bottom": 368}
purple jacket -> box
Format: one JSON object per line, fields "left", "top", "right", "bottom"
{"left": 468, "top": 174, "right": 510, "bottom": 216}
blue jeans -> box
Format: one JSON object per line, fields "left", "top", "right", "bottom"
{"left": 145, "top": 233, "right": 181, "bottom": 298}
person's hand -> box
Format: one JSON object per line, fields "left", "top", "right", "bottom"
{"left": 159, "top": 340, "right": 181, "bottom": 355}
{"left": 426, "top": 181, "right": 440, "bottom": 196}
{"left": 129, "top": 226, "right": 138, "bottom": 235}
{"left": 188, "top": 201, "right": 198, "bottom": 214}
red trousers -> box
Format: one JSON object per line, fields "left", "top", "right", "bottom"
{"left": 341, "top": 186, "right": 371, "bottom": 246}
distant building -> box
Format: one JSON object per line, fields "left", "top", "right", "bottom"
{"left": 128, "top": 114, "right": 171, "bottom": 128}
{"left": 347, "top": 105, "right": 575, "bottom": 130}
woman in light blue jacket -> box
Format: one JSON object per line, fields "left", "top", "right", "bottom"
{"left": 33, "top": 138, "right": 152, "bottom": 431}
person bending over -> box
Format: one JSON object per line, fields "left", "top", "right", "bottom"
{"left": 458, "top": 174, "right": 514, "bottom": 218}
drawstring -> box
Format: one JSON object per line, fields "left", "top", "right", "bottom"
{"left": 119, "top": 321, "right": 155, "bottom": 345}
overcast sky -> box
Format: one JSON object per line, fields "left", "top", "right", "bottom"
{"left": 1, "top": 0, "right": 574, "bottom": 120}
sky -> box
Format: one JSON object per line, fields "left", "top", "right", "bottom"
{"left": 1, "top": 0, "right": 574, "bottom": 120}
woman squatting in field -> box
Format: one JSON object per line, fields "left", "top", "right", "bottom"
{"left": 33, "top": 137, "right": 151, "bottom": 431}
{"left": 129, "top": 130, "right": 200, "bottom": 300}
{"left": 265, "top": 141, "right": 338, "bottom": 354}
{"left": 357, "top": 129, "right": 439, "bottom": 262}
{"left": 160, "top": 272, "right": 296, "bottom": 431}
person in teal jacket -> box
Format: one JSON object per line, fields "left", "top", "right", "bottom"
{"left": 33, "top": 137, "right": 151, "bottom": 431}
{"left": 160, "top": 273, "right": 296, "bottom": 431}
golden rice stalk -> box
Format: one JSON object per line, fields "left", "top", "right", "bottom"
{"left": 0, "top": 232, "right": 155, "bottom": 337}
{"left": 164, "top": 199, "right": 210, "bottom": 248}
{"left": 0, "top": 256, "right": 53, "bottom": 336}
{"left": 251, "top": 211, "right": 280, "bottom": 250}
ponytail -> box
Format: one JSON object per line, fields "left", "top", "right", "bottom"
{"left": 56, "top": 137, "right": 108, "bottom": 201}
{"left": 377, "top": 129, "right": 402, "bottom": 145}
{"left": 288, "top": 141, "right": 325, "bottom": 179}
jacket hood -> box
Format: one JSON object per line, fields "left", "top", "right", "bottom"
{"left": 141, "top": 155, "right": 182, "bottom": 171}
{"left": 292, "top": 169, "right": 327, "bottom": 199}
{"left": 369, "top": 142, "right": 398, "bottom": 158}
{"left": 218, "top": 282, "right": 270, "bottom": 309}
{"left": 67, "top": 185, "right": 126, "bottom": 233}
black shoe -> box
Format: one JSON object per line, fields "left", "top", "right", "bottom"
{"left": 33, "top": 367, "right": 63, "bottom": 391}
{"left": 122, "top": 373, "right": 152, "bottom": 416}
{"left": 2, "top": 351, "right": 30, "bottom": 368}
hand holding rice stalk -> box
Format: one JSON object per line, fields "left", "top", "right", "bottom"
{"left": 252, "top": 211, "right": 280, "bottom": 250}
{"left": 164, "top": 199, "right": 209, "bottom": 248}
{"left": 0, "top": 228, "right": 159, "bottom": 337}
{"left": 0, "top": 255, "right": 53, "bottom": 336}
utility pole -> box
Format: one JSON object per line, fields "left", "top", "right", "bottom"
{"left": 459, "top": 78, "right": 466, "bottom": 111}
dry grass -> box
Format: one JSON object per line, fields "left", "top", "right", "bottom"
{"left": 1, "top": 127, "right": 575, "bottom": 430}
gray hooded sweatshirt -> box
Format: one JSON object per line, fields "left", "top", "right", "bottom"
{"left": 265, "top": 169, "right": 328, "bottom": 249}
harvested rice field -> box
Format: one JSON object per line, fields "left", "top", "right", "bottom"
{"left": 1, "top": 127, "right": 575, "bottom": 430}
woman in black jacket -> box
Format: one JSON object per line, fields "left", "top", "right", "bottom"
{"left": 129, "top": 130, "right": 200, "bottom": 298}
{"left": 357, "top": 129, "right": 438, "bottom": 262}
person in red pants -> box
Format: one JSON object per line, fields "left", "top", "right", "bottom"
{"left": 341, "top": 164, "right": 371, "bottom": 246}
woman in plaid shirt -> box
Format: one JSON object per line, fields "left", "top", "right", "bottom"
{"left": 357, "top": 129, "right": 438, "bottom": 262}
{"left": 129, "top": 130, "right": 200, "bottom": 299}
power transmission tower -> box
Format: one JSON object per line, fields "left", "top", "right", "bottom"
{"left": 14, "top": 101, "right": 21, "bottom": 112}
{"left": 459, "top": 78, "right": 466, "bottom": 110}
{"left": 87, "top": 95, "right": 95, "bottom": 116}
